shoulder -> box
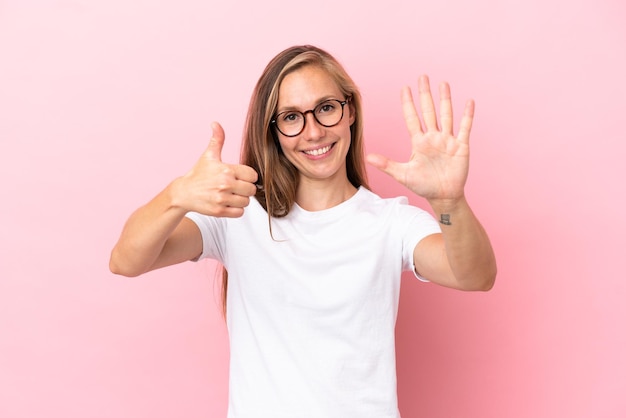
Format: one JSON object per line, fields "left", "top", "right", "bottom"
{"left": 185, "top": 197, "right": 270, "bottom": 241}
{"left": 360, "top": 188, "right": 441, "bottom": 239}
{"left": 359, "top": 187, "right": 425, "bottom": 218}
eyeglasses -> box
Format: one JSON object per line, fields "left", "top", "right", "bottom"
{"left": 271, "top": 97, "right": 351, "bottom": 137}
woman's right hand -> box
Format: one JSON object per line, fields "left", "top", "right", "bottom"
{"left": 172, "top": 122, "right": 259, "bottom": 218}
{"left": 110, "top": 122, "right": 258, "bottom": 276}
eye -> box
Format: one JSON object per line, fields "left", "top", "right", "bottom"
{"left": 317, "top": 101, "right": 337, "bottom": 114}
{"left": 281, "top": 112, "right": 302, "bottom": 124}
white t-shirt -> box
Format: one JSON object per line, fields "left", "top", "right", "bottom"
{"left": 186, "top": 187, "right": 441, "bottom": 418}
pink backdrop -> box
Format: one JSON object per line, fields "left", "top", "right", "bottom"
{"left": 1, "top": 0, "right": 624, "bottom": 417}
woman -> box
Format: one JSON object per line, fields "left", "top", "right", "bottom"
{"left": 110, "top": 45, "right": 496, "bottom": 418}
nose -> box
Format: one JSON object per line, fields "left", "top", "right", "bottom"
{"left": 302, "top": 111, "right": 324, "bottom": 140}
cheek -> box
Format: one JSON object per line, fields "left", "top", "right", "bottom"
{"left": 343, "top": 125, "right": 353, "bottom": 147}
{"left": 277, "top": 138, "right": 301, "bottom": 166}
{"left": 277, "top": 137, "right": 292, "bottom": 153}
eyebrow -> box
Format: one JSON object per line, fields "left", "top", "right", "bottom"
{"left": 276, "top": 95, "right": 342, "bottom": 114}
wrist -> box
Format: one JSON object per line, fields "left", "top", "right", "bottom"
{"left": 428, "top": 196, "right": 469, "bottom": 226}
{"left": 166, "top": 176, "right": 191, "bottom": 213}
{"left": 427, "top": 195, "right": 466, "bottom": 214}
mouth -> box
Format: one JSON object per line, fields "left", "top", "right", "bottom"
{"left": 302, "top": 143, "right": 334, "bottom": 157}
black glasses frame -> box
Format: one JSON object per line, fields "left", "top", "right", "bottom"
{"left": 271, "top": 97, "right": 351, "bottom": 137}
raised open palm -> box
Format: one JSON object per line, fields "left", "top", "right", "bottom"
{"left": 367, "top": 75, "right": 474, "bottom": 203}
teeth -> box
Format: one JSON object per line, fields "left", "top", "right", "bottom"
{"left": 304, "top": 145, "right": 331, "bottom": 156}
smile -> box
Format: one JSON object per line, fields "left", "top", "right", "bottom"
{"left": 303, "top": 144, "right": 333, "bottom": 156}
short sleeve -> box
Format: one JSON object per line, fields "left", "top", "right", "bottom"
{"left": 184, "top": 212, "right": 226, "bottom": 264}
{"left": 396, "top": 201, "right": 441, "bottom": 281}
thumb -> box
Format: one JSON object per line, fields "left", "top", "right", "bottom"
{"left": 366, "top": 153, "right": 404, "bottom": 182}
{"left": 204, "top": 122, "right": 225, "bottom": 161}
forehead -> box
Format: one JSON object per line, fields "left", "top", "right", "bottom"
{"left": 277, "top": 65, "right": 343, "bottom": 109}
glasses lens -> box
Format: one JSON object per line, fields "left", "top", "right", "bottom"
{"left": 314, "top": 100, "right": 343, "bottom": 127}
{"left": 276, "top": 111, "right": 304, "bottom": 136}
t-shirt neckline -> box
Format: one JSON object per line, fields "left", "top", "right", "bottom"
{"left": 290, "top": 186, "right": 367, "bottom": 222}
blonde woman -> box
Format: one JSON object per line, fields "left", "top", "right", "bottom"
{"left": 110, "top": 45, "right": 496, "bottom": 418}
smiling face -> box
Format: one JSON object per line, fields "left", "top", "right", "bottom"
{"left": 275, "top": 65, "right": 355, "bottom": 189}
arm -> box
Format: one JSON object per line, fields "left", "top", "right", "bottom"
{"left": 414, "top": 197, "right": 496, "bottom": 291}
{"left": 108, "top": 184, "right": 202, "bottom": 277}
{"left": 367, "top": 76, "right": 496, "bottom": 291}
{"left": 109, "top": 122, "right": 258, "bottom": 277}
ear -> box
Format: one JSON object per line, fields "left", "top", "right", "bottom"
{"left": 348, "top": 101, "right": 356, "bottom": 125}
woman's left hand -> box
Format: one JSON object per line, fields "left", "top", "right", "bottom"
{"left": 366, "top": 75, "right": 474, "bottom": 205}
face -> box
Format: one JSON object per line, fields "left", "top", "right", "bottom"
{"left": 275, "top": 65, "right": 355, "bottom": 187}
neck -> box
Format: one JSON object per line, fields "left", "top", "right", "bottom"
{"left": 295, "top": 177, "right": 358, "bottom": 211}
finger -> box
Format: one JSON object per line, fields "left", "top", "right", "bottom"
{"left": 214, "top": 166, "right": 256, "bottom": 198}
{"left": 439, "top": 82, "right": 453, "bottom": 135}
{"left": 221, "top": 193, "right": 252, "bottom": 209}
{"left": 401, "top": 86, "right": 423, "bottom": 135}
{"left": 233, "top": 164, "right": 259, "bottom": 185}
{"left": 204, "top": 121, "right": 225, "bottom": 161}
{"left": 206, "top": 188, "right": 252, "bottom": 218}
{"left": 365, "top": 153, "right": 405, "bottom": 183}
{"left": 214, "top": 206, "right": 246, "bottom": 218}
{"left": 365, "top": 153, "right": 389, "bottom": 170}
{"left": 231, "top": 178, "right": 258, "bottom": 198}
{"left": 457, "top": 99, "right": 475, "bottom": 145}
{"left": 418, "top": 75, "right": 438, "bottom": 132}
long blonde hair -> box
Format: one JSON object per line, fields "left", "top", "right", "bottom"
{"left": 221, "top": 45, "right": 369, "bottom": 315}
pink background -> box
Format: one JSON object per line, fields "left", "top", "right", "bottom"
{"left": 1, "top": 0, "right": 624, "bottom": 417}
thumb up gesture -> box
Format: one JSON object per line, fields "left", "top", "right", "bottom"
{"left": 174, "top": 122, "right": 259, "bottom": 218}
